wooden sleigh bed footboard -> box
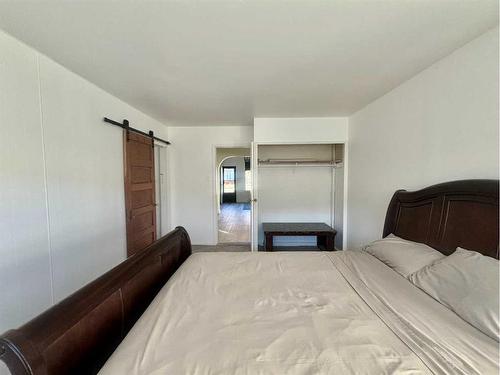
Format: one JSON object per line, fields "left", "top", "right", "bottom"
{"left": 0, "top": 226, "right": 192, "bottom": 375}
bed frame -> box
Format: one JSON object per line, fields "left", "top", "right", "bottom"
{"left": 1, "top": 180, "right": 498, "bottom": 374}
{"left": 0, "top": 226, "right": 191, "bottom": 375}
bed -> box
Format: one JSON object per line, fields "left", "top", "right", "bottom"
{"left": 0, "top": 179, "right": 498, "bottom": 374}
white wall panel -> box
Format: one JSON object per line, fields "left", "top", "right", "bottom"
{"left": 38, "top": 56, "right": 128, "bottom": 301}
{"left": 0, "top": 31, "right": 52, "bottom": 333}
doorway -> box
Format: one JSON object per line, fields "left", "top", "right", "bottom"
{"left": 215, "top": 148, "right": 251, "bottom": 244}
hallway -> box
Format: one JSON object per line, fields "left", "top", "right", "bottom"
{"left": 218, "top": 203, "right": 251, "bottom": 243}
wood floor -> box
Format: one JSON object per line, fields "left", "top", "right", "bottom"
{"left": 218, "top": 203, "right": 250, "bottom": 243}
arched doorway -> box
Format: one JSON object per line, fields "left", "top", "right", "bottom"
{"left": 216, "top": 151, "right": 251, "bottom": 244}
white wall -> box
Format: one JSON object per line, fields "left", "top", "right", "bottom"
{"left": 347, "top": 27, "right": 499, "bottom": 250}
{"left": 254, "top": 117, "right": 348, "bottom": 143}
{"left": 168, "top": 126, "right": 253, "bottom": 245}
{"left": 0, "top": 30, "right": 169, "bottom": 336}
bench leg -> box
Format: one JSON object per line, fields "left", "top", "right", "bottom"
{"left": 325, "top": 234, "right": 334, "bottom": 251}
{"left": 317, "top": 234, "right": 335, "bottom": 251}
{"left": 265, "top": 234, "right": 274, "bottom": 251}
{"left": 317, "top": 235, "right": 325, "bottom": 250}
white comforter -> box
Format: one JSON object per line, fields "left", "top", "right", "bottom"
{"left": 99, "top": 251, "right": 499, "bottom": 374}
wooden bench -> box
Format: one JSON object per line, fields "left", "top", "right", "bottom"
{"left": 262, "top": 222, "right": 336, "bottom": 251}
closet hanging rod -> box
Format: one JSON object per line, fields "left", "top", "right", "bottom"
{"left": 258, "top": 159, "right": 343, "bottom": 168}
{"left": 103, "top": 117, "right": 171, "bottom": 145}
{"left": 258, "top": 164, "right": 343, "bottom": 168}
{"left": 258, "top": 158, "right": 342, "bottom": 164}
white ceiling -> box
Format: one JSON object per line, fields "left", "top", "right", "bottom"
{"left": 0, "top": 1, "right": 497, "bottom": 126}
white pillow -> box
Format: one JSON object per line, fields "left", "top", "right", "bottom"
{"left": 363, "top": 234, "right": 445, "bottom": 277}
{"left": 410, "top": 247, "right": 499, "bottom": 341}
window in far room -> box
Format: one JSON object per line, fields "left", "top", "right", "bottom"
{"left": 223, "top": 167, "right": 236, "bottom": 193}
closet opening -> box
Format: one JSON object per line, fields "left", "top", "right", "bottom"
{"left": 253, "top": 143, "right": 346, "bottom": 251}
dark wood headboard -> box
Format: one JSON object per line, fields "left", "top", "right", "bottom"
{"left": 0, "top": 227, "right": 192, "bottom": 375}
{"left": 383, "top": 179, "right": 499, "bottom": 259}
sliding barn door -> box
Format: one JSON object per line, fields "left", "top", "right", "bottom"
{"left": 124, "top": 131, "right": 156, "bottom": 257}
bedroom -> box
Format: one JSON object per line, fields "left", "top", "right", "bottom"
{"left": 0, "top": 1, "right": 498, "bottom": 374}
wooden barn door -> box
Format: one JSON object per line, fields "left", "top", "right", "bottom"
{"left": 124, "top": 131, "right": 156, "bottom": 257}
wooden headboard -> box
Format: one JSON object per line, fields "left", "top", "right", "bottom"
{"left": 0, "top": 227, "right": 191, "bottom": 375}
{"left": 383, "top": 179, "right": 499, "bottom": 259}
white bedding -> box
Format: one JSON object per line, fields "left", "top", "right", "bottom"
{"left": 99, "top": 251, "right": 499, "bottom": 375}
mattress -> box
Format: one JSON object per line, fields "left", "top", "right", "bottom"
{"left": 99, "top": 251, "right": 499, "bottom": 374}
